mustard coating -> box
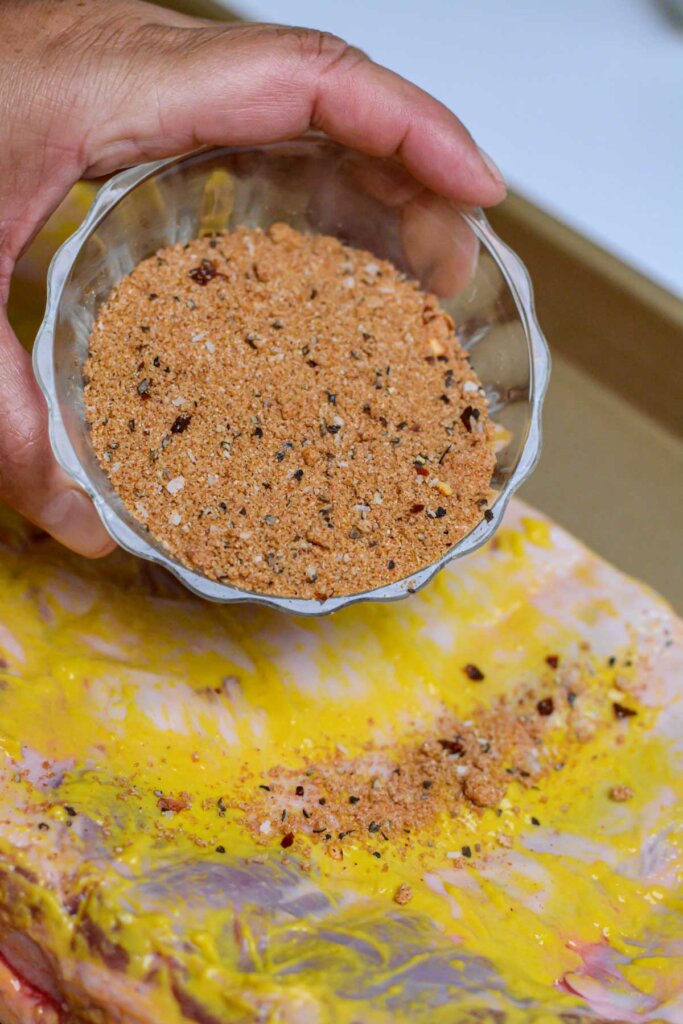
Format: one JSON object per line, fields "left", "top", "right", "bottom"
{"left": 1, "top": 501, "right": 681, "bottom": 1023}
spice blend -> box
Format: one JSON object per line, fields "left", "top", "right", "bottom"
{"left": 84, "top": 225, "right": 495, "bottom": 598}
{"left": 234, "top": 692, "right": 541, "bottom": 858}
{"left": 229, "top": 655, "right": 636, "bottom": 862}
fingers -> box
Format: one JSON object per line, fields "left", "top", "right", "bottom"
{"left": 298, "top": 152, "right": 479, "bottom": 297}
{"left": 0, "top": 312, "right": 115, "bottom": 557}
{"left": 328, "top": 156, "right": 479, "bottom": 296}
{"left": 0, "top": 1, "right": 503, "bottom": 562}
{"left": 400, "top": 193, "right": 479, "bottom": 298}
{"left": 309, "top": 45, "right": 505, "bottom": 206}
{"left": 80, "top": 17, "right": 505, "bottom": 206}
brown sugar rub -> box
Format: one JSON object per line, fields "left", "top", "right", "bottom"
{"left": 234, "top": 693, "right": 553, "bottom": 859}
{"left": 84, "top": 224, "right": 495, "bottom": 598}
{"left": 233, "top": 659, "right": 639, "bottom": 861}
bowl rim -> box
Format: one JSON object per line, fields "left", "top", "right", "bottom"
{"left": 33, "top": 140, "right": 550, "bottom": 617}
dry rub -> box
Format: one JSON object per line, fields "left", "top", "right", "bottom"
{"left": 84, "top": 225, "right": 495, "bottom": 597}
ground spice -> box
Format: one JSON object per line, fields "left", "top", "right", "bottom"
{"left": 536, "top": 697, "right": 554, "bottom": 716}
{"left": 608, "top": 785, "right": 634, "bottom": 802}
{"left": 235, "top": 689, "right": 557, "bottom": 855}
{"left": 84, "top": 225, "right": 495, "bottom": 598}
{"left": 229, "top": 658, "right": 633, "bottom": 859}
{"left": 156, "top": 792, "right": 192, "bottom": 813}
{"left": 394, "top": 884, "right": 413, "bottom": 905}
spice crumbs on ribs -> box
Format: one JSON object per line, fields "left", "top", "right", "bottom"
{"left": 233, "top": 692, "right": 554, "bottom": 858}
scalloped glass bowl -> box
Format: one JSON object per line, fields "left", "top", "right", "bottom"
{"left": 33, "top": 139, "right": 549, "bottom": 616}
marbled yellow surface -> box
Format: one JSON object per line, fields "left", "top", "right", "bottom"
{"left": 1, "top": 501, "right": 681, "bottom": 1023}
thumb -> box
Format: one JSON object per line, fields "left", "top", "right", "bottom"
{"left": 0, "top": 310, "right": 115, "bottom": 557}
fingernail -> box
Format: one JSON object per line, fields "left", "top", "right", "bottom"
{"left": 41, "top": 488, "right": 114, "bottom": 558}
{"left": 477, "top": 146, "right": 506, "bottom": 188}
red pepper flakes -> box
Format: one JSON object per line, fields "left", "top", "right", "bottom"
{"left": 460, "top": 406, "right": 476, "bottom": 432}
{"left": 463, "top": 664, "right": 485, "bottom": 681}
{"left": 189, "top": 259, "right": 218, "bottom": 285}
{"left": 537, "top": 697, "right": 554, "bottom": 716}
{"left": 545, "top": 654, "right": 560, "bottom": 669}
{"left": 438, "top": 738, "right": 465, "bottom": 755}
{"left": 613, "top": 702, "right": 637, "bottom": 720}
{"left": 280, "top": 832, "right": 295, "bottom": 849}
{"left": 295, "top": 785, "right": 304, "bottom": 797}
{"left": 170, "top": 414, "right": 192, "bottom": 434}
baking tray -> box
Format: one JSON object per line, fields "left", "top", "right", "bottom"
{"left": 490, "top": 195, "right": 683, "bottom": 611}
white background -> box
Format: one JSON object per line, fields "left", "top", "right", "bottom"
{"left": 238, "top": 0, "right": 683, "bottom": 296}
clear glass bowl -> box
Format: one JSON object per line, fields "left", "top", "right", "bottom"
{"left": 33, "top": 139, "right": 549, "bottom": 616}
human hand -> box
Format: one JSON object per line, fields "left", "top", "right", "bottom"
{"left": 0, "top": 0, "right": 505, "bottom": 557}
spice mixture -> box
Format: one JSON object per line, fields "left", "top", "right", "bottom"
{"left": 229, "top": 656, "right": 636, "bottom": 863}
{"left": 84, "top": 224, "right": 495, "bottom": 598}
{"left": 235, "top": 699, "right": 534, "bottom": 861}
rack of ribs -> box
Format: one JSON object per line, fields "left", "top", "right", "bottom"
{"left": 0, "top": 500, "right": 681, "bottom": 1023}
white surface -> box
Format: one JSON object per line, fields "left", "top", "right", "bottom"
{"left": 240, "top": 0, "right": 683, "bottom": 296}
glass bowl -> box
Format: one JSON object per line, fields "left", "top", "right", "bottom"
{"left": 33, "top": 139, "right": 549, "bottom": 616}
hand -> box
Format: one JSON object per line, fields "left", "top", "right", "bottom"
{"left": 0, "top": 0, "right": 505, "bottom": 557}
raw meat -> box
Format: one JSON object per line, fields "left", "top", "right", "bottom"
{"left": 0, "top": 502, "right": 681, "bottom": 1023}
